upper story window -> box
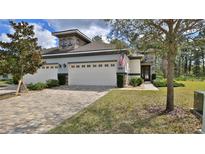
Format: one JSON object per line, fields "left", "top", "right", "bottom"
{"left": 98, "top": 64, "right": 103, "bottom": 67}
{"left": 87, "top": 65, "right": 91, "bottom": 68}
{"left": 60, "top": 38, "right": 73, "bottom": 49}
{"left": 104, "top": 64, "right": 109, "bottom": 67}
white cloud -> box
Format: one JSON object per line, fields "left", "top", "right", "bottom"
{"left": 0, "top": 23, "right": 57, "bottom": 49}
{"left": 0, "top": 24, "right": 13, "bottom": 43}
{"left": 81, "top": 25, "right": 110, "bottom": 43}
{"left": 31, "top": 23, "right": 57, "bottom": 49}
{"left": 0, "top": 33, "right": 10, "bottom": 42}
{"left": 47, "top": 19, "right": 111, "bottom": 42}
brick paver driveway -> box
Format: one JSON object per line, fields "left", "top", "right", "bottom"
{"left": 0, "top": 86, "right": 110, "bottom": 134}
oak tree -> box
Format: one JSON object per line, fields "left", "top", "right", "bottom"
{"left": 107, "top": 19, "right": 204, "bottom": 112}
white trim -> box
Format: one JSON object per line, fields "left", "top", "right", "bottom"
{"left": 42, "top": 49, "right": 129, "bottom": 57}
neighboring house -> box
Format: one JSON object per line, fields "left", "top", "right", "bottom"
{"left": 24, "top": 29, "right": 156, "bottom": 86}
{"left": 0, "top": 74, "right": 12, "bottom": 80}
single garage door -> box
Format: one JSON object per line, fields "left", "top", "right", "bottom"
{"left": 68, "top": 61, "right": 117, "bottom": 86}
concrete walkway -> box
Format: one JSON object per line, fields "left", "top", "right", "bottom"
{"left": 116, "top": 82, "right": 159, "bottom": 91}
{"left": 0, "top": 86, "right": 109, "bottom": 134}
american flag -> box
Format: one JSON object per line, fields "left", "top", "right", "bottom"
{"left": 119, "top": 54, "right": 125, "bottom": 66}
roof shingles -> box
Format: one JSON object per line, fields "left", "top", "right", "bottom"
{"left": 42, "top": 40, "right": 117, "bottom": 55}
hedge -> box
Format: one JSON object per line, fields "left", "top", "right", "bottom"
{"left": 46, "top": 79, "right": 59, "bottom": 88}
{"left": 27, "top": 82, "right": 47, "bottom": 90}
{"left": 153, "top": 79, "right": 185, "bottom": 87}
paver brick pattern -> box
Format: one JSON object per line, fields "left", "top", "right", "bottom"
{"left": 0, "top": 86, "right": 109, "bottom": 134}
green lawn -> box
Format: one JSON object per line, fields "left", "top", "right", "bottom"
{"left": 49, "top": 81, "right": 205, "bottom": 134}
{"left": 0, "top": 80, "right": 8, "bottom": 87}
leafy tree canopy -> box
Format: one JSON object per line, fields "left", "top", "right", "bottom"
{"left": 0, "top": 21, "right": 43, "bottom": 79}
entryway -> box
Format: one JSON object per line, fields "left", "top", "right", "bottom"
{"left": 141, "top": 65, "right": 151, "bottom": 81}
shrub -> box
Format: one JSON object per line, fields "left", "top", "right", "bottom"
{"left": 175, "top": 75, "right": 205, "bottom": 81}
{"left": 117, "top": 74, "right": 124, "bottom": 88}
{"left": 153, "top": 78, "right": 167, "bottom": 87}
{"left": 129, "top": 77, "right": 143, "bottom": 87}
{"left": 46, "top": 79, "right": 59, "bottom": 88}
{"left": 13, "top": 74, "right": 20, "bottom": 84}
{"left": 27, "top": 82, "right": 47, "bottom": 90}
{"left": 152, "top": 74, "right": 156, "bottom": 80}
{"left": 58, "top": 74, "right": 67, "bottom": 85}
{"left": 175, "top": 76, "right": 187, "bottom": 81}
{"left": 153, "top": 79, "right": 185, "bottom": 87}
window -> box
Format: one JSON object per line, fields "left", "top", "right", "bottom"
{"left": 93, "top": 64, "right": 97, "bottom": 67}
{"left": 104, "top": 64, "right": 109, "bottom": 67}
{"left": 71, "top": 65, "right": 75, "bottom": 68}
{"left": 98, "top": 64, "right": 102, "bottom": 67}
{"left": 82, "top": 65, "right": 85, "bottom": 68}
{"left": 59, "top": 64, "right": 62, "bottom": 68}
{"left": 63, "top": 64, "right": 67, "bottom": 68}
{"left": 76, "top": 65, "right": 80, "bottom": 68}
{"left": 42, "top": 66, "right": 45, "bottom": 69}
{"left": 111, "top": 64, "right": 115, "bottom": 67}
{"left": 87, "top": 64, "right": 91, "bottom": 68}
{"left": 50, "top": 66, "right": 54, "bottom": 69}
{"left": 46, "top": 66, "right": 49, "bottom": 69}
{"left": 55, "top": 66, "right": 58, "bottom": 69}
{"left": 2, "top": 74, "right": 8, "bottom": 79}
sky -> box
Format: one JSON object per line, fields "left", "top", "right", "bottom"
{"left": 0, "top": 19, "right": 110, "bottom": 49}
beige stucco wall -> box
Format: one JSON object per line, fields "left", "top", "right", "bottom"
{"left": 129, "top": 59, "right": 141, "bottom": 74}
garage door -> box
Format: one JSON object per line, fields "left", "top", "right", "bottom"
{"left": 24, "top": 64, "right": 58, "bottom": 84}
{"left": 68, "top": 62, "right": 117, "bottom": 86}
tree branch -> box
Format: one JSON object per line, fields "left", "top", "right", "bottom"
{"left": 147, "top": 20, "right": 168, "bottom": 35}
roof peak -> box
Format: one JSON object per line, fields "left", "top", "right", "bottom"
{"left": 52, "top": 29, "right": 92, "bottom": 43}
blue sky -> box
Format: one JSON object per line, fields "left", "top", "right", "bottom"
{"left": 0, "top": 19, "right": 110, "bottom": 48}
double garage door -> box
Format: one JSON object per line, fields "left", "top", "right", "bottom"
{"left": 69, "top": 61, "right": 117, "bottom": 86}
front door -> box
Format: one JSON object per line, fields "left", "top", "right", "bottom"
{"left": 141, "top": 65, "right": 151, "bottom": 81}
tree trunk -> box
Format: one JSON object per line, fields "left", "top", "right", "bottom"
{"left": 178, "top": 56, "right": 181, "bottom": 77}
{"left": 16, "top": 65, "right": 28, "bottom": 95}
{"left": 202, "top": 52, "right": 205, "bottom": 74}
{"left": 166, "top": 53, "right": 175, "bottom": 111}
{"left": 166, "top": 40, "right": 176, "bottom": 112}
{"left": 188, "top": 59, "right": 192, "bottom": 75}
{"left": 184, "top": 56, "right": 188, "bottom": 75}
{"left": 162, "top": 55, "right": 168, "bottom": 78}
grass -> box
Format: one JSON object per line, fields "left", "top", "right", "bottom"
{"left": 50, "top": 81, "right": 204, "bottom": 133}
{"left": 0, "top": 80, "right": 8, "bottom": 87}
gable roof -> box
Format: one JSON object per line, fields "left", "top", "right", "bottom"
{"left": 71, "top": 40, "right": 117, "bottom": 52}
{"left": 42, "top": 40, "right": 120, "bottom": 55}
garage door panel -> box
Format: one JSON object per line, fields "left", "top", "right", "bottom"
{"left": 69, "top": 62, "right": 117, "bottom": 86}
